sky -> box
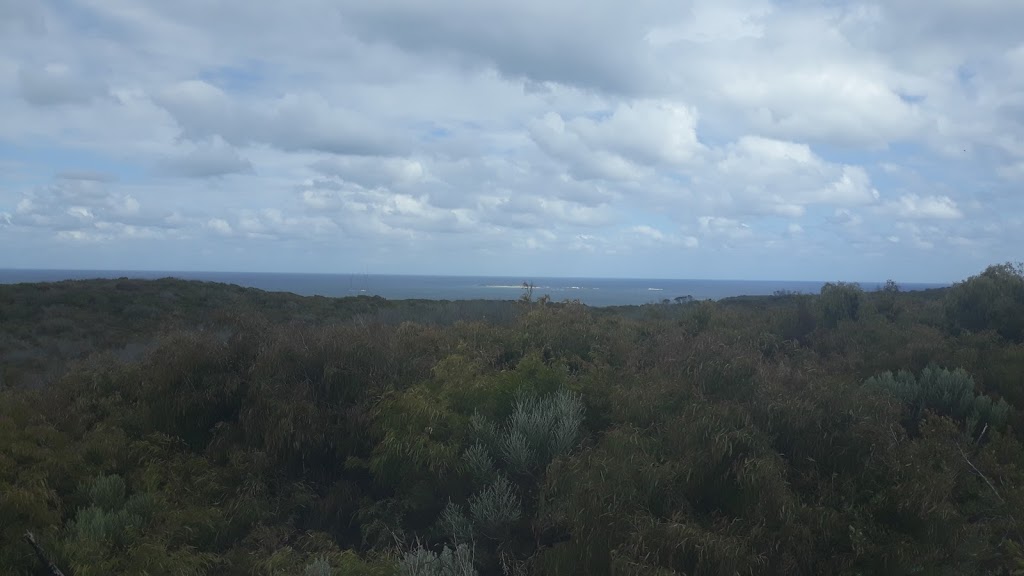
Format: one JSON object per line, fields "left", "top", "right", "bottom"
{"left": 1, "top": 1, "right": 1022, "bottom": 282}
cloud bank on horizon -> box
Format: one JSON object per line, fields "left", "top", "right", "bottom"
{"left": 1, "top": 0, "right": 1022, "bottom": 282}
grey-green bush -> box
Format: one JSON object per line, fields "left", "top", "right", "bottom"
{"left": 468, "top": 476, "right": 522, "bottom": 538}
{"left": 864, "top": 365, "right": 1010, "bottom": 432}
{"left": 400, "top": 543, "right": 476, "bottom": 576}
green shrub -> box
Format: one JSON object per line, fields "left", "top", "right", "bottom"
{"left": 945, "top": 262, "right": 1024, "bottom": 341}
{"left": 5, "top": 271, "right": 1024, "bottom": 575}
{"left": 819, "top": 282, "right": 864, "bottom": 328}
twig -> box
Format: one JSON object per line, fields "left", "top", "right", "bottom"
{"left": 957, "top": 444, "right": 1024, "bottom": 546}
{"left": 958, "top": 444, "right": 1004, "bottom": 503}
{"left": 22, "top": 532, "right": 66, "bottom": 576}
{"left": 975, "top": 423, "right": 989, "bottom": 446}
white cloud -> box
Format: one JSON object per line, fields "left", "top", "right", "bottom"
{"left": 833, "top": 208, "right": 863, "bottom": 228}
{"left": 648, "top": 1, "right": 772, "bottom": 44}
{"left": 567, "top": 101, "right": 705, "bottom": 167}
{"left": 883, "top": 194, "right": 963, "bottom": 219}
{"left": 311, "top": 156, "right": 426, "bottom": 189}
{"left": 206, "top": 218, "right": 232, "bottom": 235}
{"left": 528, "top": 112, "right": 646, "bottom": 182}
{"left": 627, "top": 224, "right": 699, "bottom": 248}
{"left": 67, "top": 206, "right": 94, "bottom": 220}
{"left": 158, "top": 137, "right": 254, "bottom": 178}
{"left": 709, "top": 136, "right": 880, "bottom": 216}
{"left": 1, "top": 0, "right": 1022, "bottom": 279}
{"left": 155, "top": 81, "right": 406, "bottom": 155}
{"left": 699, "top": 216, "right": 753, "bottom": 243}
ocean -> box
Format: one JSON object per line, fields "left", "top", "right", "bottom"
{"left": 0, "top": 269, "right": 948, "bottom": 307}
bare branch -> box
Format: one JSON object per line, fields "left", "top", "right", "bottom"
{"left": 22, "top": 532, "right": 66, "bottom": 576}
{"left": 958, "top": 443, "right": 1004, "bottom": 503}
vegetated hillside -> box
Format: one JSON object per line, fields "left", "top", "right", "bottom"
{"left": 0, "top": 277, "right": 525, "bottom": 389}
{"left": 2, "top": 265, "right": 1023, "bottom": 575}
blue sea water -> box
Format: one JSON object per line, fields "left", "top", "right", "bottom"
{"left": 0, "top": 269, "right": 948, "bottom": 307}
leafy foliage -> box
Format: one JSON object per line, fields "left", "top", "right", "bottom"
{"left": 400, "top": 544, "right": 476, "bottom": 576}
{"left": 946, "top": 262, "right": 1024, "bottom": 341}
{"left": 2, "top": 266, "right": 1024, "bottom": 575}
{"left": 819, "top": 281, "right": 864, "bottom": 327}
{"left": 865, "top": 365, "right": 1011, "bottom": 434}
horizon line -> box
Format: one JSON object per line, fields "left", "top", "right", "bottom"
{"left": 0, "top": 267, "right": 954, "bottom": 286}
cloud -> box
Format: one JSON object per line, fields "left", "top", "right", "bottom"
{"left": 56, "top": 170, "right": 117, "bottom": 182}
{"left": 883, "top": 194, "right": 963, "bottom": 219}
{"left": 566, "top": 101, "right": 705, "bottom": 167}
{"left": 334, "top": 0, "right": 684, "bottom": 94}
{"left": 157, "top": 138, "right": 254, "bottom": 178}
{"left": 698, "top": 216, "right": 754, "bottom": 245}
{"left": 3, "top": 178, "right": 179, "bottom": 242}
{"left": 297, "top": 178, "right": 484, "bottom": 237}
{"left": 707, "top": 136, "right": 880, "bottom": 216}
{"left": 155, "top": 81, "right": 407, "bottom": 155}
{"left": 17, "top": 63, "right": 107, "bottom": 106}
{"left": 205, "top": 218, "right": 233, "bottom": 236}
{"left": 311, "top": 156, "right": 425, "bottom": 189}
{"left": 628, "top": 225, "right": 699, "bottom": 248}
{"left": 1, "top": 0, "right": 1022, "bottom": 280}
{"left": 832, "top": 208, "right": 864, "bottom": 228}
{"left": 527, "top": 101, "right": 704, "bottom": 183}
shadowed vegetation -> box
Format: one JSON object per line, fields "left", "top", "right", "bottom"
{"left": 2, "top": 263, "right": 1024, "bottom": 574}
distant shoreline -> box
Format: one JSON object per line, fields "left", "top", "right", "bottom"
{"left": 0, "top": 269, "right": 951, "bottom": 308}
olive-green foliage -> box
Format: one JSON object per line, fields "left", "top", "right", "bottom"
{"left": 2, "top": 267, "right": 1024, "bottom": 575}
{"left": 946, "top": 262, "right": 1024, "bottom": 341}
{"left": 819, "top": 281, "right": 864, "bottom": 328}
{"left": 875, "top": 279, "right": 904, "bottom": 322}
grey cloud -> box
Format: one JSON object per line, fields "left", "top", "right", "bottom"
{"left": 311, "top": 156, "right": 425, "bottom": 189}
{"left": 334, "top": 0, "right": 685, "bottom": 94}
{"left": 479, "top": 195, "right": 615, "bottom": 230}
{"left": 56, "top": 170, "right": 117, "bottom": 182}
{"left": 233, "top": 209, "right": 340, "bottom": 240}
{"left": 157, "top": 139, "right": 254, "bottom": 178}
{"left": 0, "top": 1, "right": 48, "bottom": 33}
{"left": 296, "top": 170, "right": 614, "bottom": 237}
{"left": 418, "top": 154, "right": 621, "bottom": 210}
{"left": 2, "top": 0, "right": 1022, "bottom": 278}
{"left": 529, "top": 113, "right": 647, "bottom": 182}
{"left": 154, "top": 81, "right": 409, "bottom": 156}
{"left": 17, "top": 63, "right": 107, "bottom": 107}
{"left": 860, "top": 1, "right": 1024, "bottom": 52}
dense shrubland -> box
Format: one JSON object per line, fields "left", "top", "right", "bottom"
{"left": 1, "top": 263, "right": 1024, "bottom": 575}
